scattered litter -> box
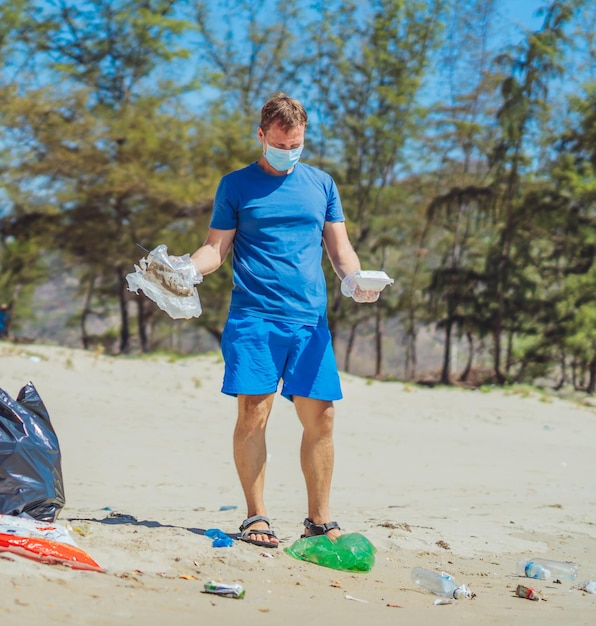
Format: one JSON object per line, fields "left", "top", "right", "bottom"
{"left": 434, "top": 598, "right": 453, "bottom": 605}
{"left": 219, "top": 505, "right": 238, "bottom": 511}
{"left": 284, "top": 533, "right": 376, "bottom": 571}
{"left": 0, "top": 513, "right": 104, "bottom": 572}
{"left": 203, "top": 581, "right": 245, "bottom": 599}
{"left": 107, "top": 512, "right": 138, "bottom": 523}
{"left": 517, "top": 558, "right": 578, "bottom": 580}
{"left": 515, "top": 584, "right": 545, "bottom": 601}
{"left": 205, "top": 528, "right": 234, "bottom": 547}
{"left": 1, "top": 513, "right": 74, "bottom": 544}
{"left": 411, "top": 567, "right": 472, "bottom": 599}
{"left": 345, "top": 594, "right": 368, "bottom": 603}
{"left": 575, "top": 580, "right": 596, "bottom": 594}
{"left": 68, "top": 521, "right": 91, "bottom": 537}
{"left": 260, "top": 552, "right": 274, "bottom": 559}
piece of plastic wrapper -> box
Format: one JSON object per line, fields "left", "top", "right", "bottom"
{"left": 0, "top": 383, "right": 65, "bottom": 522}
{"left": 205, "top": 528, "right": 234, "bottom": 547}
{"left": 284, "top": 532, "right": 376, "bottom": 572}
{"left": 0, "top": 513, "right": 104, "bottom": 572}
{"left": 126, "top": 244, "right": 202, "bottom": 319}
{"left": 576, "top": 580, "right": 596, "bottom": 594}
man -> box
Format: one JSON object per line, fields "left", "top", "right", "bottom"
{"left": 189, "top": 93, "right": 380, "bottom": 548}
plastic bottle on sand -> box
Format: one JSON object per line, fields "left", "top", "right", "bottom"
{"left": 411, "top": 567, "right": 471, "bottom": 599}
{"left": 515, "top": 585, "right": 542, "bottom": 601}
{"left": 516, "top": 558, "right": 578, "bottom": 580}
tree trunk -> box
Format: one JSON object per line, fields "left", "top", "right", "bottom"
{"left": 505, "top": 329, "right": 514, "bottom": 374}
{"left": 117, "top": 267, "right": 130, "bottom": 354}
{"left": 459, "top": 331, "right": 474, "bottom": 382}
{"left": 205, "top": 325, "right": 223, "bottom": 346}
{"left": 571, "top": 358, "right": 578, "bottom": 390}
{"left": 405, "top": 328, "right": 417, "bottom": 380}
{"left": 404, "top": 309, "right": 417, "bottom": 380}
{"left": 493, "top": 325, "right": 505, "bottom": 384}
{"left": 80, "top": 273, "right": 96, "bottom": 350}
{"left": 587, "top": 357, "right": 596, "bottom": 394}
{"left": 374, "top": 305, "right": 383, "bottom": 377}
{"left": 344, "top": 322, "right": 358, "bottom": 374}
{"left": 554, "top": 350, "right": 566, "bottom": 390}
{"left": 137, "top": 298, "right": 149, "bottom": 352}
{"left": 440, "top": 319, "right": 452, "bottom": 385}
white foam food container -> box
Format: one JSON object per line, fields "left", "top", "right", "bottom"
{"left": 355, "top": 270, "right": 394, "bottom": 291}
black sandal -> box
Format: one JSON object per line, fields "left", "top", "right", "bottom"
{"left": 301, "top": 517, "right": 341, "bottom": 538}
{"left": 238, "top": 515, "right": 279, "bottom": 548}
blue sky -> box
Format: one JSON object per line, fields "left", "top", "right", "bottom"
{"left": 503, "top": 0, "right": 548, "bottom": 28}
{"left": 500, "top": 0, "right": 558, "bottom": 40}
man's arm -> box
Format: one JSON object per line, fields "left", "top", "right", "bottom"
{"left": 190, "top": 227, "right": 236, "bottom": 276}
{"left": 322, "top": 221, "right": 361, "bottom": 280}
{"left": 323, "top": 221, "right": 379, "bottom": 303}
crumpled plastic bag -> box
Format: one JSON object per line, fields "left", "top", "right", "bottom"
{"left": 0, "top": 382, "right": 65, "bottom": 522}
{"left": 284, "top": 533, "right": 376, "bottom": 572}
{"left": 205, "top": 528, "right": 234, "bottom": 547}
{"left": 0, "top": 513, "right": 104, "bottom": 572}
{"left": 126, "top": 244, "right": 203, "bottom": 319}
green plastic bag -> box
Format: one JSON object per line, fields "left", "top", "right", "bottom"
{"left": 284, "top": 532, "right": 376, "bottom": 572}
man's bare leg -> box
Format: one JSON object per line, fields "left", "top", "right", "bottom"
{"left": 294, "top": 396, "right": 341, "bottom": 540}
{"left": 234, "top": 393, "right": 279, "bottom": 546}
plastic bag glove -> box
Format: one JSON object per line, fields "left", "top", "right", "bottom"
{"left": 126, "top": 244, "right": 202, "bottom": 319}
{"left": 166, "top": 253, "right": 203, "bottom": 291}
{"left": 341, "top": 271, "right": 380, "bottom": 303}
{"left": 142, "top": 245, "right": 202, "bottom": 297}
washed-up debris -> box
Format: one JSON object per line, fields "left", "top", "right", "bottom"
{"left": 575, "top": 580, "right": 596, "bottom": 594}
{"left": 345, "top": 594, "right": 368, "bottom": 603}
{"left": 203, "top": 581, "right": 245, "bottom": 599}
{"left": 205, "top": 528, "right": 234, "bottom": 547}
{"left": 0, "top": 513, "right": 104, "bottom": 572}
{"left": 515, "top": 584, "right": 545, "bottom": 601}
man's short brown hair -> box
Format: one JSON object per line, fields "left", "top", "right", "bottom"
{"left": 260, "top": 92, "right": 307, "bottom": 132}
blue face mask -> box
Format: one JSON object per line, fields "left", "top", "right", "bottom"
{"left": 264, "top": 143, "right": 303, "bottom": 172}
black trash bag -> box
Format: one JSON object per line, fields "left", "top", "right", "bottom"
{"left": 0, "top": 382, "right": 65, "bottom": 521}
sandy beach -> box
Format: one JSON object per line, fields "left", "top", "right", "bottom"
{"left": 1, "top": 341, "right": 595, "bottom": 625}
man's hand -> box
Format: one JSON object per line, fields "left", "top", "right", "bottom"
{"left": 341, "top": 271, "right": 380, "bottom": 303}
{"left": 141, "top": 245, "right": 203, "bottom": 297}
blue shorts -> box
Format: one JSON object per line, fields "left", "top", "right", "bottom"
{"left": 220, "top": 313, "right": 343, "bottom": 401}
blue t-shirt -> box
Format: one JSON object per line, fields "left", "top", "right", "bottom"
{"left": 210, "top": 162, "right": 345, "bottom": 326}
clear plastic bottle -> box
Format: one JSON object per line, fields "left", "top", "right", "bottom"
{"left": 516, "top": 558, "right": 578, "bottom": 580}
{"left": 411, "top": 567, "right": 471, "bottom": 599}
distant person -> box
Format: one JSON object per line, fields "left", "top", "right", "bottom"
{"left": 0, "top": 304, "right": 9, "bottom": 340}
{"left": 186, "top": 93, "right": 385, "bottom": 548}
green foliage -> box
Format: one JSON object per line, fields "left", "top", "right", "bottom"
{"left": 0, "top": 0, "right": 595, "bottom": 389}
{"left": 19, "top": 0, "right": 194, "bottom": 105}
{"left": 193, "top": 0, "right": 303, "bottom": 117}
